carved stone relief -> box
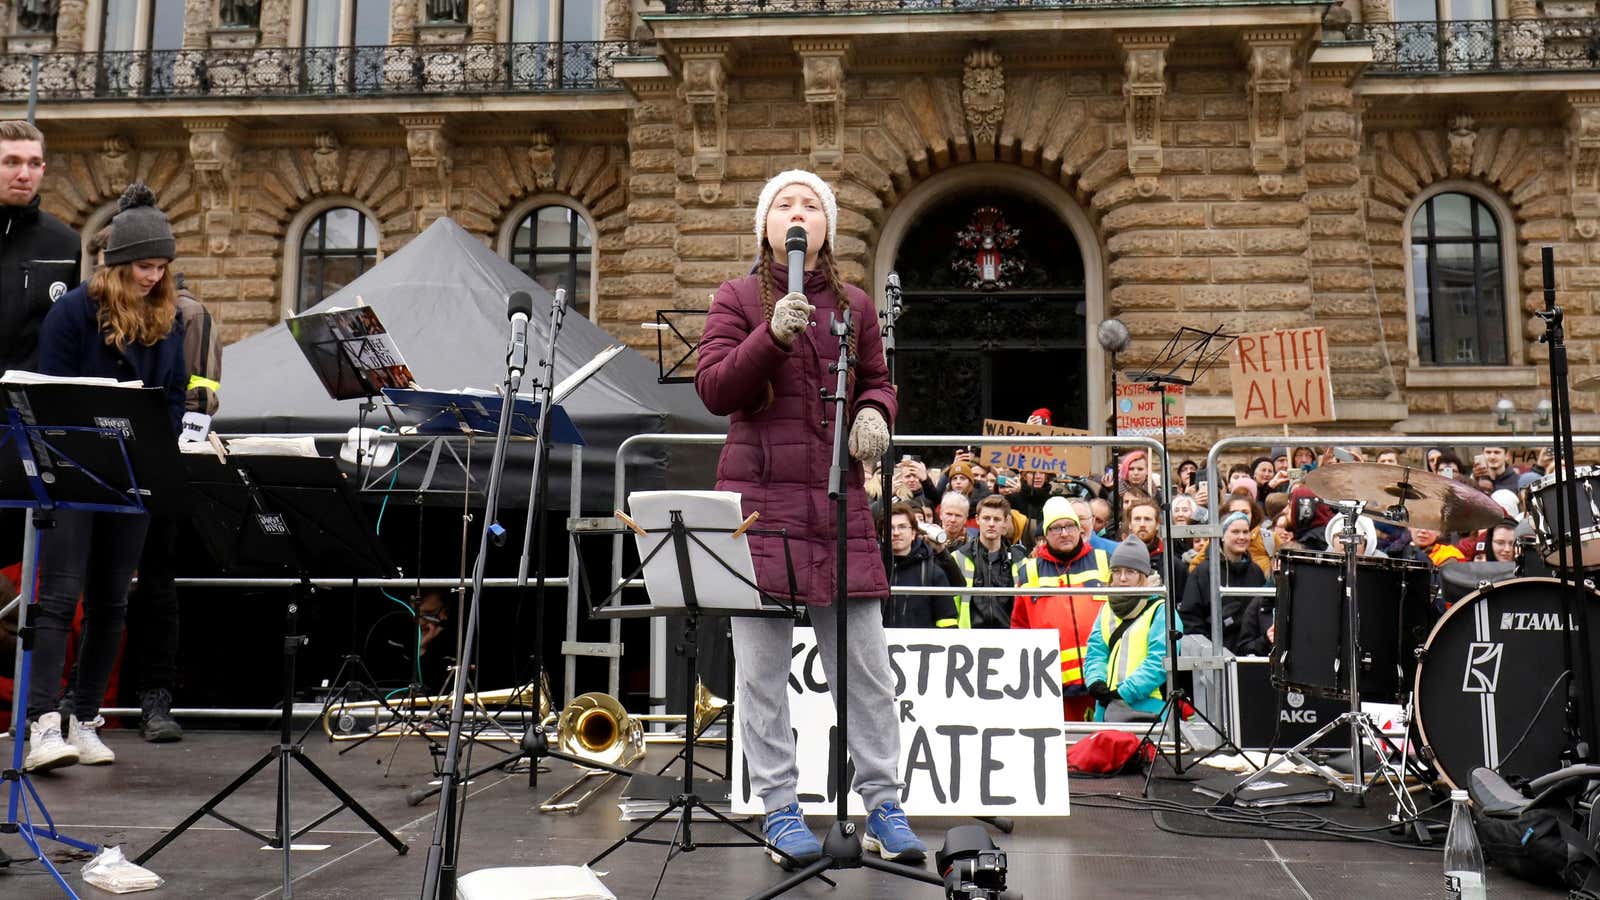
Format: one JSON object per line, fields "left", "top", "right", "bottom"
{"left": 1244, "top": 32, "right": 1298, "bottom": 195}
{"left": 1448, "top": 113, "right": 1476, "bottom": 177}
{"left": 100, "top": 135, "right": 133, "bottom": 194}
{"left": 680, "top": 43, "right": 730, "bottom": 204}
{"left": 313, "top": 131, "right": 342, "bottom": 193}
{"left": 1570, "top": 99, "right": 1600, "bottom": 239}
{"left": 962, "top": 44, "right": 1005, "bottom": 148}
{"left": 795, "top": 39, "right": 849, "bottom": 176}
{"left": 1118, "top": 33, "right": 1171, "bottom": 196}
{"left": 401, "top": 115, "right": 453, "bottom": 231}
{"left": 54, "top": 0, "right": 85, "bottom": 51}
{"left": 186, "top": 120, "right": 240, "bottom": 255}
{"left": 529, "top": 127, "right": 556, "bottom": 190}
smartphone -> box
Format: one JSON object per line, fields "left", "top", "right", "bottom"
{"left": 1332, "top": 448, "right": 1356, "bottom": 463}
{"left": 1197, "top": 480, "right": 1209, "bottom": 497}
{"left": 997, "top": 474, "right": 1013, "bottom": 488}
{"left": 900, "top": 454, "right": 920, "bottom": 464}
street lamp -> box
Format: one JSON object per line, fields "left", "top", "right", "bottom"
{"left": 1494, "top": 397, "right": 1553, "bottom": 432}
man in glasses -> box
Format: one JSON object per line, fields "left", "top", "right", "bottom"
{"left": 1011, "top": 496, "right": 1111, "bottom": 722}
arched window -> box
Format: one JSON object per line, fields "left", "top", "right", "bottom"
{"left": 1410, "top": 192, "right": 1505, "bottom": 366}
{"left": 509, "top": 205, "right": 591, "bottom": 319}
{"left": 297, "top": 207, "right": 379, "bottom": 312}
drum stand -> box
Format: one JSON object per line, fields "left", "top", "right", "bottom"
{"left": 1220, "top": 505, "right": 1413, "bottom": 810}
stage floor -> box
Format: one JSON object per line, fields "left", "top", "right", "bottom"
{"left": 0, "top": 728, "right": 1568, "bottom": 899}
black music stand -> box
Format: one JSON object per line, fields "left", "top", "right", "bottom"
{"left": 1125, "top": 327, "right": 1250, "bottom": 792}
{"left": 135, "top": 451, "right": 406, "bottom": 899}
{"left": 1, "top": 381, "right": 173, "bottom": 899}
{"left": 570, "top": 505, "right": 830, "bottom": 900}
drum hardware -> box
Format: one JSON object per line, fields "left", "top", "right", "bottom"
{"left": 1223, "top": 502, "right": 1423, "bottom": 812}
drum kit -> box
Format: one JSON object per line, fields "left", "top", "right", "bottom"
{"left": 1222, "top": 459, "right": 1600, "bottom": 833}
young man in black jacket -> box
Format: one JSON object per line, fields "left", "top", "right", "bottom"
{"left": 1, "top": 121, "right": 81, "bottom": 578}
{"left": 884, "top": 503, "right": 959, "bottom": 629}
{"left": 951, "top": 494, "right": 1027, "bottom": 628}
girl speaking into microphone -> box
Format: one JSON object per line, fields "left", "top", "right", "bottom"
{"left": 694, "top": 170, "right": 926, "bottom": 869}
{"left": 22, "top": 183, "right": 187, "bottom": 773}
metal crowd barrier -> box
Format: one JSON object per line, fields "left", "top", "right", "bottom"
{"left": 614, "top": 432, "right": 1168, "bottom": 726}
{"left": 1199, "top": 433, "right": 1600, "bottom": 738}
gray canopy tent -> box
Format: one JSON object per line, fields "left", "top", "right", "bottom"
{"left": 214, "top": 217, "right": 724, "bottom": 511}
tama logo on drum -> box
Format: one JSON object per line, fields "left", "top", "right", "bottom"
{"left": 1499, "top": 612, "right": 1579, "bottom": 631}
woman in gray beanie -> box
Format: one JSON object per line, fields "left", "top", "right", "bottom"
{"left": 24, "top": 182, "right": 186, "bottom": 774}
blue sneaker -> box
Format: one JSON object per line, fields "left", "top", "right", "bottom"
{"left": 762, "top": 803, "right": 822, "bottom": 869}
{"left": 864, "top": 800, "right": 926, "bottom": 863}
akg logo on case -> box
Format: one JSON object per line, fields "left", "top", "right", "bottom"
{"left": 48, "top": 281, "right": 67, "bottom": 302}
{"left": 1286, "top": 690, "right": 1305, "bottom": 709}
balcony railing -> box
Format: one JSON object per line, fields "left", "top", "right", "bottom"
{"left": 1361, "top": 18, "right": 1600, "bottom": 73}
{"left": 0, "top": 41, "right": 632, "bottom": 101}
{"left": 659, "top": 0, "right": 1319, "bottom": 11}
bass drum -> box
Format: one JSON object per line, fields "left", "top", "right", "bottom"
{"left": 1414, "top": 577, "right": 1600, "bottom": 788}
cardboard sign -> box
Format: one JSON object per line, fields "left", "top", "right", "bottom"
{"left": 1228, "top": 327, "right": 1336, "bottom": 425}
{"left": 979, "top": 419, "right": 1091, "bottom": 477}
{"left": 731, "top": 628, "right": 1070, "bottom": 816}
{"left": 1115, "top": 382, "right": 1186, "bottom": 437}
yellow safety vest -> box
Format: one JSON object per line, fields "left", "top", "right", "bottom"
{"left": 187, "top": 374, "right": 220, "bottom": 393}
{"left": 953, "top": 547, "right": 1022, "bottom": 629}
{"left": 1101, "top": 600, "right": 1164, "bottom": 702}
{"left": 1019, "top": 550, "right": 1110, "bottom": 686}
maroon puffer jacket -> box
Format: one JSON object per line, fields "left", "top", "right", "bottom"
{"left": 694, "top": 261, "right": 896, "bottom": 606}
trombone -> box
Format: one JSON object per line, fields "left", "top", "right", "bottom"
{"left": 320, "top": 676, "right": 553, "bottom": 742}
{"left": 537, "top": 680, "right": 729, "bottom": 814}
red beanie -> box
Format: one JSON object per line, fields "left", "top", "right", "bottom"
{"left": 1029, "top": 407, "right": 1052, "bottom": 426}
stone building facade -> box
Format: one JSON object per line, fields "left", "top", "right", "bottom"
{"left": 5, "top": 0, "right": 1599, "bottom": 449}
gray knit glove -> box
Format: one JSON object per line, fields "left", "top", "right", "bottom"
{"left": 769, "top": 291, "right": 814, "bottom": 346}
{"left": 848, "top": 407, "right": 889, "bottom": 463}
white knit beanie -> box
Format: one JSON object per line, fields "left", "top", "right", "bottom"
{"left": 754, "top": 169, "right": 838, "bottom": 252}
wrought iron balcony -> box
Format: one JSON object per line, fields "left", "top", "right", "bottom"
{"left": 0, "top": 40, "right": 632, "bottom": 101}
{"left": 1361, "top": 18, "right": 1600, "bottom": 73}
{"left": 660, "top": 0, "right": 1315, "bottom": 10}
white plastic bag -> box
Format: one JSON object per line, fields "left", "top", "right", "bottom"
{"left": 81, "top": 846, "right": 163, "bottom": 894}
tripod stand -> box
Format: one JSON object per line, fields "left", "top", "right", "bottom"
{"left": 137, "top": 454, "right": 407, "bottom": 898}
{"left": 577, "top": 507, "right": 816, "bottom": 898}
{"left": 1218, "top": 504, "right": 1415, "bottom": 813}
{"left": 1125, "top": 328, "right": 1248, "bottom": 790}
{"left": 1, "top": 387, "right": 167, "bottom": 898}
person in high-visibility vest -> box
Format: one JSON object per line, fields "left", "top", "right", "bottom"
{"left": 951, "top": 494, "right": 1026, "bottom": 629}
{"left": 1011, "top": 496, "right": 1110, "bottom": 723}
{"left": 1084, "top": 537, "right": 1177, "bottom": 722}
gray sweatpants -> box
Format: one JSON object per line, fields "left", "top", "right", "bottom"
{"left": 733, "top": 598, "right": 903, "bottom": 814}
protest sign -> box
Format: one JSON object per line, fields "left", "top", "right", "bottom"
{"left": 1115, "top": 382, "right": 1186, "bottom": 436}
{"left": 979, "top": 419, "right": 1091, "bottom": 477}
{"left": 1228, "top": 327, "right": 1336, "bottom": 425}
{"left": 732, "top": 628, "right": 1069, "bottom": 816}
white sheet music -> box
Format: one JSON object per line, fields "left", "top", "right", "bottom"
{"left": 627, "top": 490, "right": 762, "bottom": 611}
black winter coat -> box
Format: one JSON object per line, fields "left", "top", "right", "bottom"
{"left": 884, "top": 538, "right": 958, "bottom": 629}
{"left": 1179, "top": 553, "right": 1269, "bottom": 655}
{"left": 1, "top": 197, "right": 80, "bottom": 373}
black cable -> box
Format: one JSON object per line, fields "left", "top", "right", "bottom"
{"left": 1074, "top": 790, "right": 1448, "bottom": 851}
{"left": 1496, "top": 668, "right": 1571, "bottom": 773}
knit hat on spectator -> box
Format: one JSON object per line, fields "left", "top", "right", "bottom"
{"left": 754, "top": 169, "right": 838, "bottom": 251}
{"left": 946, "top": 461, "right": 974, "bottom": 483}
{"left": 1491, "top": 488, "right": 1522, "bottom": 521}
{"left": 1110, "top": 536, "right": 1152, "bottom": 575}
{"left": 103, "top": 182, "right": 175, "bottom": 266}
{"left": 1117, "top": 449, "right": 1147, "bottom": 483}
{"left": 1041, "top": 496, "right": 1079, "bottom": 532}
{"left": 1029, "top": 407, "right": 1052, "bottom": 425}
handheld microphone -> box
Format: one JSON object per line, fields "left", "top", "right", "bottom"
{"left": 886, "top": 271, "right": 903, "bottom": 315}
{"left": 506, "top": 289, "right": 532, "bottom": 378}
{"left": 785, "top": 225, "right": 807, "bottom": 296}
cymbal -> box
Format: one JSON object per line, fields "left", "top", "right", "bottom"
{"left": 1301, "top": 462, "right": 1507, "bottom": 532}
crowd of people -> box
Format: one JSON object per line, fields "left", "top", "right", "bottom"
{"left": 867, "top": 438, "right": 1549, "bottom": 725}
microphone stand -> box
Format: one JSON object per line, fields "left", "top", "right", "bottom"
{"left": 1536, "top": 246, "right": 1596, "bottom": 767}
{"left": 878, "top": 271, "right": 903, "bottom": 575}
{"left": 749, "top": 309, "right": 943, "bottom": 899}
{"left": 420, "top": 296, "right": 532, "bottom": 900}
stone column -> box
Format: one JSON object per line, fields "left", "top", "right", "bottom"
{"left": 55, "top": 0, "right": 88, "bottom": 51}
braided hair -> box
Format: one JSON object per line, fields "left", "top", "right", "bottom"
{"left": 754, "top": 240, "right": 859, "bottom": 411}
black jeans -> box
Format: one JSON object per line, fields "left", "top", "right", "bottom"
{"left": 28, "top": 509, "right": 148, "bottom": 723}
{"left": 125, "top": 512, "right": 179, "bottom": 694}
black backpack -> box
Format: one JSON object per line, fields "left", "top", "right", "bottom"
{"left": 1474, "top": 773, "right": 1600, "bottom": 894}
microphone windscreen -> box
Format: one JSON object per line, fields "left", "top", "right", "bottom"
{"left": 785, "top": 225, "right": 808, "bottom": 254}
{"left": 1097, "top": 318, "right": 1131, "bottom": 354}
{"left": 507, "top": 290, "right": 534, "bottom": 320}
{"left": 886, "top": 271, "right": 900, "bottom": 290}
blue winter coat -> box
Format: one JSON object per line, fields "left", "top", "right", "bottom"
{"left": 37, "top": 283, "right": 187, "bottom": 435}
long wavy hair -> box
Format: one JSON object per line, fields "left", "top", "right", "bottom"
{"left": 755, "top": 240, "right": 858, "bottom": 411}
{"left": 89, "top": 263, "right": 177, "bottom": 351}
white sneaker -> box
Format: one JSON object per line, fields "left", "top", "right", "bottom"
{"left": 67, "top": 715, "right": 115, "bottom": 765}
{"left": 24, "top": 712, "right": 80, "bottom": 772}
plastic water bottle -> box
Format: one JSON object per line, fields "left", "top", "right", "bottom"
{"left": 1444, "top": 789, "right": 1487, "bottom": 900}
